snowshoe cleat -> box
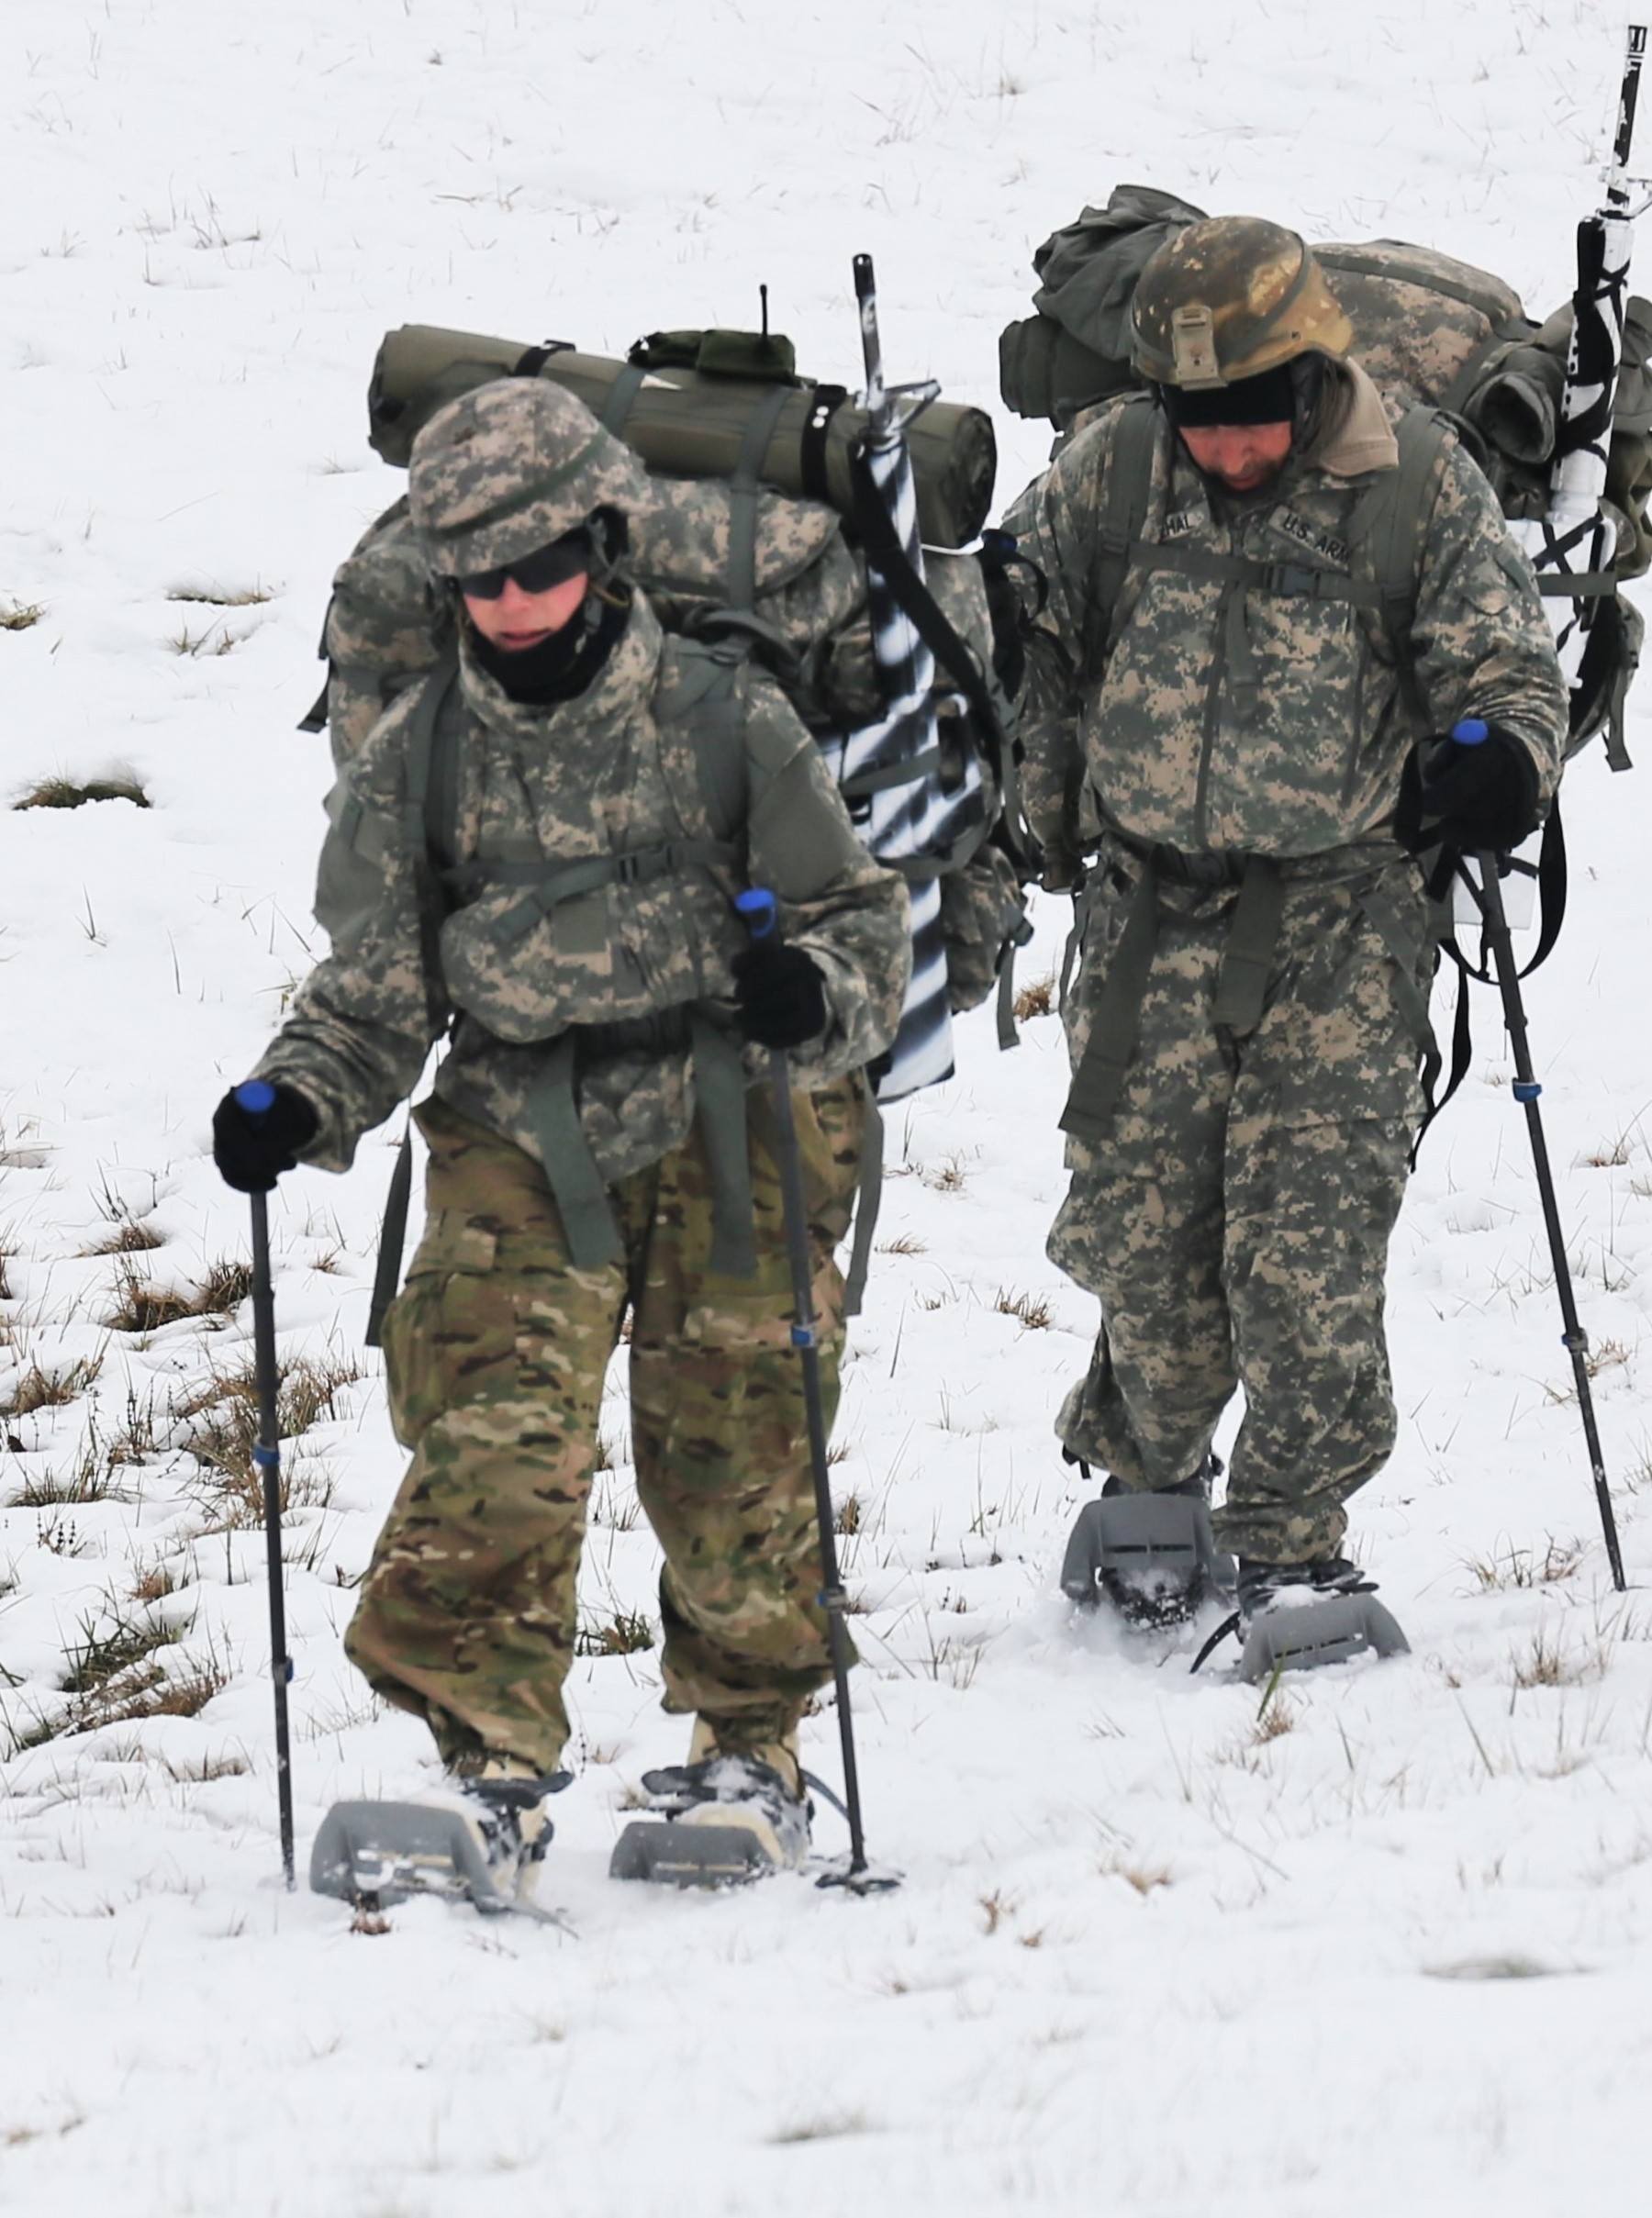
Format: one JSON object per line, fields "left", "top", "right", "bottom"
{"left": 1061, "top": 1459, "right": 1233, "bottom": 1627}
{"left": 1190, "top": 1557, "right": 1410, "bottom": 1679}
{"left": 609, "top": 1726, "right": 811, "bottom": 1888}
{"left": 310, "top": 1756, "right": 570, "bottom": 1921}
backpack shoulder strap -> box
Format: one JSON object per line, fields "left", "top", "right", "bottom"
{"left": 1092, "top": 392, "right": 1163, "bottom": 658}
{"left": 653, "top": 634, "right": 752, "bottom": 840}
{"left": 1345, "top": 403, "right": 1456, "bottom": 732}
{"left": 400, "top": 646, "right": 464, "bottom": 869}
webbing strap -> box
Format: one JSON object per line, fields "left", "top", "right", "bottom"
{"left": 1094, "top": 396, "right": 1160, "bottom": 658}
{"left": 728, "top": 385, "right": 794, "bottom": 613}
{"left": 364, "top": 1125, "right": 416, "bottom": 1349}
{"left": 1211, "top": 857, "right": 1285, "bottom": 1035}
{"left": 402, "top": 652, "right": 459, "bottom": 855}
{"left": 297, "top": 678, "right": 330, "bottom": 734}
{"left": 526, "top": 1035, "right": 625, "bottom": 1271}
{"left": 838, "top": 746, "right": 946, "bottom": 799}
{"left": 457, "top": 836, "right": 740, "bottom": 944}
{"left": 1537, "top": 573, "right": 1619, "bottom": 597}
{"left": 995, "top": 906, "right": 1036, "bottom": 1051}
{"left": 843, "top": 1070, "right": 885, "bottom": 1319}
{"left": 1315, "top": 249, "right": 1530, "bottom": 329}
{"left": 599, "top": 362, "right": 648, "bottom": 440}
{"left": 799, "top": 385, "right": 848, "bottom": 504}
{"left": 690, "top": 1010, "right": 759, "bottom": 1279}
{"left": 1058, "top": 864, "right": 1160, "bottom": 1142}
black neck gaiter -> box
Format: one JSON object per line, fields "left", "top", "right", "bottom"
{"left": 470, "top": 590, "right": 630, "bottom": 707}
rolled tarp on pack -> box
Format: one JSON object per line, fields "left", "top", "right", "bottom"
{"left": 366, "top": 323, "right": 997, "bottom": 550}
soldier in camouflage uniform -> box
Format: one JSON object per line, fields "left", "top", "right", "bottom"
{"left": 213, "top": 378, "right": 909, "bottom": 1886}
{"left": 1018, "top": 217, "right": 1568, "bottom": 1628}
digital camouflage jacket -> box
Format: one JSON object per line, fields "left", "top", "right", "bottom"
{"left": 255, "top": 593, "right": 910, "bottom": 1198}
{"left": 1018, "top": 360, "right": 1569, "bottom": 878}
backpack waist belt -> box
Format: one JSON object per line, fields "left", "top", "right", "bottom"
{"left": 522, "top": 1003, "right": 758, "bottom": 1280}
{"left": 1057, "top": 839, "right": 1435, "bottom": 1144}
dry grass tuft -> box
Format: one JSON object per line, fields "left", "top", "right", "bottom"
{"left": 82, "top": 1220, "right": 164, "bottom": 1257}
{"left": 876, "top": 1232, "right": 927, "bottom": 1256}
{"left": 176, "top": 1353, "right": 360, "bottom": 1525}
{"left": 921, "top": 1154, "right": 971, "bottom": 1193}
{"left": 1465, "top": 1537, "right": 1583, "bottom": 1592}
{"left": 166, "top": 585, "right": 272, "bottom": 607}
{"left": 995, "top": 1287, "right": 1054, "bottom": 1330}
{"left": 11, "top": 1649, "right": 229, "bottom": 1754}
{"left": 1099, "top": 1852, "right": 1173, "bottom": 1895}
{"left": 13, "top": 775, "right": 150, "bottom": 812}
{"left": 0, "top": 1353, "right": 103, "bottom": 1420}
{"left": 6, "top": 1420, "right": 128, "bottom": 1507}
{"left": 104, "top": 1256, "right": 253, "bottom": 1333}
{"left": 1511, "top": 1625, "right": 1606, "bottom": 1690}
{"left": 129, "top": 1555, "right": 188, "bottom": 1605}
{"left": 0, "top": 603, "right": 44, "bottom": 632}
{"left": 61, "top": 1605, "right": 185, "bottom": 1696}
{"left": 575, "top": 1609, "right": 654, "bottom": 1657}
{"left": 1012, "top": 972, "right": 1056, "bottom": 1022}
{"left": 835, "top": 1492, "right": 862, "bottom": 1535}
{"left": 168, "top": 620, "right": 247, "bottom": 658}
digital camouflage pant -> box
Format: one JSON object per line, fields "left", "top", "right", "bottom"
{"left": 345, "top": 1080, "right": 863, "bottom": 1774}
{"left": 1049, "top": 853, "right": 1429, "bottom": 1566}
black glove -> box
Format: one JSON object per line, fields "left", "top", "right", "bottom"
{"left": 1395, "top": 719, "right": 1541, "bottom": 856}
{"left": 731, "top": 940, "right": 828, "bottom": 1050}
{"left": 212, "top": 1081, "right": 319, "bottom": 1194}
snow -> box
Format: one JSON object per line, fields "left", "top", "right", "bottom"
{"left": 6, "top": 2, "right": 1652, "bottom": 2212}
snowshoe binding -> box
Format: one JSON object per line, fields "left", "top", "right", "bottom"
{"left": 310, "top": 1756, "right": 570, "bottom": 1921}
{"left": 610, "top": 1726, "right": 811, "bottom": 1888}
{"left": 1191, "top": 1556, "right": 1411, "bottom": 1679}
{"left": 1061, "top": 1457, "right": 1233, "bottom": 1627}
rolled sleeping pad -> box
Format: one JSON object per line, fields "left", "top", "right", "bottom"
{"left": 366, "top": 323, "right": 998, "bottom": 550}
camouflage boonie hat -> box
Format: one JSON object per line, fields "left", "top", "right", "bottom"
{"left": 1132, "top": 216, "right": 1354, "bottom": 389}
{"left": 407, "top": 380, "right": 652, "bottom": 577}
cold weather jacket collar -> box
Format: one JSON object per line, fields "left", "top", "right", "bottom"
{"left": 1302, "top": 357, "right": 1400, "bottom": 480}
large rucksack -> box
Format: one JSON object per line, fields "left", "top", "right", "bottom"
{"left": 305, "top": 326, "right": 1036, "bottom": 1034}
{"left": 998, "top": 184, "right": 1650, "bottom": 767}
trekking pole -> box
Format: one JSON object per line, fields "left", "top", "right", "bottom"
{"left": 733, "top": 890, "right": 896, "bottom": 1892}
{"left": 1469, "top": 853, "right": 1627, "bottom": 1590}
{"left": 232, "top": 1080, "right": 297, "bottom": 1887}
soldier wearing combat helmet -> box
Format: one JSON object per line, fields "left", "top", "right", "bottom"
{"left": 1018, "top": 215, "right": 1568, "bottom": 1643}
{"left": 211, "top": 378, "right": 910, "bottom": 1898}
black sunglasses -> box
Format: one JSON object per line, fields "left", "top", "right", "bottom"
{"left": 458, "top": 533, "right": 591, "bottom": 600}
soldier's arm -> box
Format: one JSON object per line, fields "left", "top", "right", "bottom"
{"left": 741, "top": 672, "right": 911, "bottom": 1078}
{"left": 251, "top": 710, "right": 450, "bottom": 1171}
{"left": 1013, "top": 422, "right": 1114, "bottom": 882}
{"left": 1407, "top": 437, "right": 1569, "bottom": 801}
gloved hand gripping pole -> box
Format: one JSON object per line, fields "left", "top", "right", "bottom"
{"left": 233, "top": 1079, "right": 298, "bottom": 1886}
{"left": 1468, "top": 849, "right": 1627, "bottom": 1590}
{"left": 734, "top": 890, "right": 896, "bottom": 1891}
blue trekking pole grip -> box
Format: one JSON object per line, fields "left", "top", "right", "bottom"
{"left": 234, "top": 1076, "right": 297, "bottom": 1885}
{"left": 734, "top": 886, "right": 889, "bottom": 1888}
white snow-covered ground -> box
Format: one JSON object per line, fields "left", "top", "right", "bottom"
{"left": 6, "top": 3, "right": 1652, "bottom": 2212}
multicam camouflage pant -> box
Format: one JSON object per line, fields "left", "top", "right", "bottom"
{"left": 345, "top": 1080, "right": 864, "bottom": 1774}
{"left": 1049, "top": 853, "right": 1429, "bottom": 1566}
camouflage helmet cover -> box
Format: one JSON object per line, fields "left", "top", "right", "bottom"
{"left": 1132, "top": 216, "right": 1354, "bottom": 389}
{"left": 407, "top": 378, "right": 652, "bottom": 576}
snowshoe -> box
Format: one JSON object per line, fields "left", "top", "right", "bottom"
{"left": 1060, "top": 1458, "right": 1233, "bottom": 1627}
{"left": 1190, "top": 1557, "right": 1410, "bottom": 1679}
{"left": 609, "top": 1729, "right": 810, "bottom": 1888}
{"left": 310, "top": 1758, "right": 570, "bottom": 1921}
